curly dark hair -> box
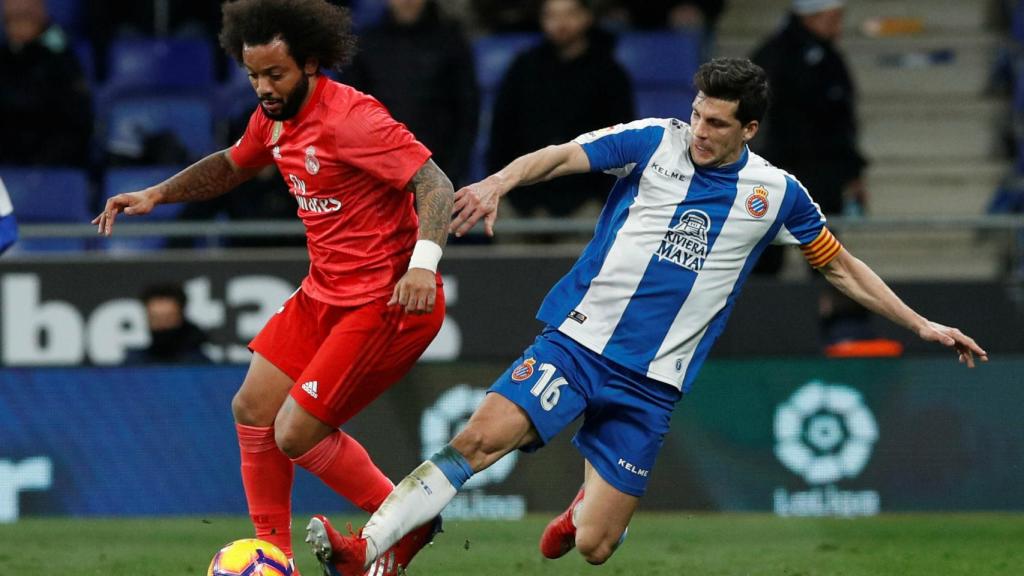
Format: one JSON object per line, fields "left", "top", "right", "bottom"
{"left": 693, "top": 58, "right": 770, "bottom": 126}
{"left": 219, "top": 0, "right": 357, "bottom": 72}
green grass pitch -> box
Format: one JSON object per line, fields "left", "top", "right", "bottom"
{"left": 1, "top": 513, "right": 1021, "bottom": 575}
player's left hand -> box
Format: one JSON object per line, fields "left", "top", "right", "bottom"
{"left": 451, "top": 179, "right": 502, "bottom": 238}
{"left": 917, "top": 321, "right": 988, "bottom": 368}
{"left": 389, "top": 268, "right": 437, "bottom": 314}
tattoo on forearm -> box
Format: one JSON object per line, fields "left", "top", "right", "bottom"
{"left": 407, "top": 159, "right": 454, "bottom": 247}
{"left": 160, "top": 152, "right": 248, "bottom": 204}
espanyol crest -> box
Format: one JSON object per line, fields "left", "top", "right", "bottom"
{"left": 511, "top": 358, "right": 536, "bottom": 382}
{"left": 305, "top": 146, "right": 320, "bottom": 175}
{"left": 746, "top": 185, "right": 769, "bottom": 218}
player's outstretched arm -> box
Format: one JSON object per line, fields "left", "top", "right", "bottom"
{"left": 451, "top": 142, "right": 591, "bottom": 237}
{"left": 819, "top": 249, "right": 988, "bottom": 367}
{"left": 92, "top": 150, "right": 261, "bottom": 236}
{"left": 389, "top": 159, "right": 455, "bottom": 314}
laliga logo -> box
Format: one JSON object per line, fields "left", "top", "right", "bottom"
{"left": 774, "top": 381, "right": 878, "bottom": 485}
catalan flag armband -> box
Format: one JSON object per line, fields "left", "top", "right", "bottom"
{"left": 800, "top": 227, "right": 843, "bottom": 268}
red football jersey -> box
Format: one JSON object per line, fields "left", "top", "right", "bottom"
{"left": 230, "top": 75, "right": 432, "bottom": 307}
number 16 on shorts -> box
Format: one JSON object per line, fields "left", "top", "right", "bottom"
{"left": 530, "top": 362, "right": 568, "bottom": 411}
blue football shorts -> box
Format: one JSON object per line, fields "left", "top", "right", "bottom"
{"left": 489, "top": 328, "right": 682, "bottom": 497}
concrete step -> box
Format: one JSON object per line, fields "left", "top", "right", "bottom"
{"left": 845, "top": 33, "right": 1001, "bottom": 98}
{"left": 718, "top": 0, "right": 994, "bottom": 36}
{"left": 865, "top": 161, "right": 1008, "bottom": 216}
{"left": 837, "top": 228, "right": 1005, "bottom": 280}
{"left": 858, "top": 98, "right": 1006, "bottom": 162}
{"left": 718, "top": 32, "right": 1001, "bottom": 99}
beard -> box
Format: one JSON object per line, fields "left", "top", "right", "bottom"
{"left": 259, "top": 74, "right": 310, "bottom": 121}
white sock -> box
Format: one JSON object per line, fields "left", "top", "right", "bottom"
{"left": 361, "top": 460, "right": 457, "bottom": 567}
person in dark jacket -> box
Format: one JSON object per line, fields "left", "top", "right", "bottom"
{"left": 750, "top": 0, "right": 874, "bottom": 346}
{"left": 489, "top": 0, "right": 634, "bottom": 219}
{"left": 0, "top": 0, "right": 92, "bottom": 167}
{"left": 345, "top": 0, "right": 479, "bottom": 186}
{"left": 750, "top": 0, "right": 867, "bottom": 219}
{"left": 124, "top": 284, "right": 211, "bottom": 364}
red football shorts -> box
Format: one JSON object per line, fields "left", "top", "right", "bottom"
{"left": 249, "top": 280, "right": 445, "bottom": 427}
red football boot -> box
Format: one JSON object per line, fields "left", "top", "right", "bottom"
{"left": 365, "top": 516, "right": 443, "bottom": 576}
{"left": 305, "top": 515, "right": 367, "bottom": 576}
{"left": 539, "top": 486, "right": 585, "bottom": 559}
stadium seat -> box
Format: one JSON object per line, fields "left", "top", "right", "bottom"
{"left": 634, "top": 88, "right": 696, "bottom": 120}
{"left": 218, "top": 64, "right": 261, "bottom": 127}
{"left": 1013, "top": 0, "right": 1024, "bottom": 45}
{"left": 351, "top": 0, "right": 388, "bottom": 30}
{"left": 99, "top": 166, "right": 187, "bottom": 252}
{"left": 72, "top": 39, "right": 95, "bottom": 84}
{"left": 46, "top": 0, "right": 85, "bottom": 35}
{"left": 105, "top": 37, "right": 215, "bottom": 94}
{"left": 0, "top": 166, "right": 91, "bottom": 251}
{"left": 614, "top": 31, "right": 702, "bottom": 89}
{"left": 473, "top": 33, "right": 542, "bottom": 92}
{"left": 104, "top": 95, "right": 215, "bottom": 162}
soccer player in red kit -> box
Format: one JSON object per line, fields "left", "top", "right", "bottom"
{"left": 93, "top": 1, "right": 453, "bottom": 573}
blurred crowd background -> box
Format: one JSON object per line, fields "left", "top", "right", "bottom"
{"left": 1, "top": 0, "right": 1022, "bottom": 284}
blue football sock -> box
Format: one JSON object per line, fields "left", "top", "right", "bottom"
{"left": 428, "top": 444, "right": 474, "bottom": 490}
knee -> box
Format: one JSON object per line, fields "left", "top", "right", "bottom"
{"left": 273, "top": 419, "right": 306, "bottom": 459}
{"left": 231, "top": 389, "right": 276, "bottom": 426}
{"left": 574, "top": 526, "right": 618, "bottom": 565}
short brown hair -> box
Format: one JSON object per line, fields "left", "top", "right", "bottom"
{"left": 693, "top": 58, "right": 770, "bottom": 125}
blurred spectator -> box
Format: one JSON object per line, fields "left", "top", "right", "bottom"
{"left": 345, "top": 0, "right": 479, "bottom": 186}
{"left": 471, "top": 0, "right": 538, "bottom": 33}
{"left": 0, "top": 0, "right": 92, "bottom": 167}
{"left": 598, "top": 0, "right": 725, "bottom": 32}
{"left": 489, "top": 0, "right": 633, "bottom": 219}
{"left": 0, "top": 177, "right": 16, "bottom": 255}
{"left": 987, "top": 175, "right": 1024, "bottom": 279}
{"left": 751, "top": 0, "right": 867, "bottom": 220}
{"left": 750, "top": 0, "right": 874, "bottom": 346}
{"left": 86, "top": 0, "right": 221, "bottom": 38}
{"left": 124, "top": 283, "right": 212, "bottom": 364}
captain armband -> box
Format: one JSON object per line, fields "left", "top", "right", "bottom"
{"left": 800, "top": 228, "right": 843, "bottom": 268}
{"left": 408, "top": 240, "right": 443, "bottom": 273}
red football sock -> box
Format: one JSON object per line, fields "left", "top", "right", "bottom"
{"left": 236, "top": 424, "right": 295, "bottom": 559}
{"left": 292, "top": 430, "right": 394, "bottom": 512}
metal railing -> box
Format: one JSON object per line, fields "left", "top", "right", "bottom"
{"left": 17, "top": 214, "right": 1024, "bottom": 239}
{"left": 9, "top": 215, "right": 1024, "bottom": 281}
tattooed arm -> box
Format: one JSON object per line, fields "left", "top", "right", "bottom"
{"left": 407, "top": 158, "right": 455, "bottom": 248}
{"left": 389, "top": 159, "right": 455, "bottom": 314}
{"left": 93, "top": 150, "right": 262, "bottom": 236}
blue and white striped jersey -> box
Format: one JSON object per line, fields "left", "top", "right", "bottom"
{"left": 0, "top": 177, "right": 17, "bottom": 255}
{"left": 536, "top": 118, "right": 829, "bottom": 392}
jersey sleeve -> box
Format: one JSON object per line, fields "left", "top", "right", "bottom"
{"left": 0, "top": 178, "right": 17, "bottom": 255}
{"left": 228, "top": 109, "right": 275, "bottom": 169}
{"left": 572, "top": 119, "right": 666, "bottom": 176}
{"left": 332, "top": 98, "right": 432, "bottom": 191}
{"left": 774, "top": 175, "right": 843, "bottom": 268}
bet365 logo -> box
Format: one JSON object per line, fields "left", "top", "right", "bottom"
{"left": 774, "top": 381, "right": 879, "bottom": 485}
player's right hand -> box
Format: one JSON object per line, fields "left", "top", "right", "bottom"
{"left": 92, "top": 188, "right": 160, "bottom": 236}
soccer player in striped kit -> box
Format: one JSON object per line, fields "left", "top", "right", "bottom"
{"left": 94, "top": 1, "right": 452, "bottom": 572}
{"left": 308, "top": 57, "right": 987, "bottom": 575}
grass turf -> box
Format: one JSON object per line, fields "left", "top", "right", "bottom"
{"left": 1, "top": 513, "right": 1021, "bottom": 575}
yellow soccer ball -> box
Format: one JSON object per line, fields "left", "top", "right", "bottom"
{"left": 207, "top": 538, "right": 292, "bottom": 576}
